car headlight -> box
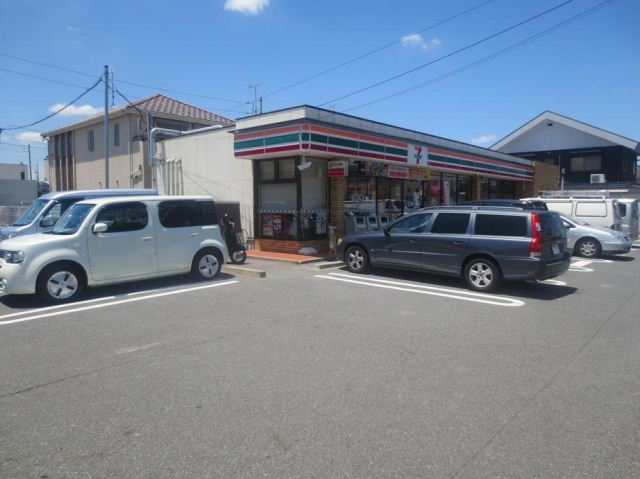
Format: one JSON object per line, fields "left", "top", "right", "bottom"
{"left": 0, "top": 250, "right": 25, "bottom": 264}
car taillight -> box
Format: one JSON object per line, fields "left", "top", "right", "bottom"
{"left": 530, "top": 212, "right": 542, "bottom": 257}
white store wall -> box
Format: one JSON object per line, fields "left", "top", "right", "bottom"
{"left": 155, "top": 127, "right": 254, "bottom": 238}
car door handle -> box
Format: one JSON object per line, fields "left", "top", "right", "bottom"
{"left": 190, "top": 232, "right": 199, "bottom": 237}
{"left": 142, "top": 236, "right": 153, "bottom": 241}
{"left": 452, "top": 241, "right": 464, "bottom": 245}
{"left": 409, "top": 239, "right": 418, "bottom": 243}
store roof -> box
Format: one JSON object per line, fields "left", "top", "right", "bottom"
{"left": 491, "top": 111, "right": 640, "bottom": 153}
{"left": 234, "top": 105, "right": 532, "bottom": 167}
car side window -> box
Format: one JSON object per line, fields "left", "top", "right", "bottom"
{"left": 430, "top": 213, "right": 470, "bottom": 234}
{"left": 95, "top": 202, "right": 148, "bottom": 233}
{"left": 474, "top": 214, "right": 527, "bottom": 237}
{"left": 390, "top": 213, "right": 432, "bottom": 234}
{"left": 159, "top": 200, "right": 218, "bottom": 228}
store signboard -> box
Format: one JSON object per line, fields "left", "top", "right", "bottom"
{"left": 407, "top": 144, "right": 428, "bottom": 167}
{"left": 327, "top": 160, "right": 348, "bottom": 176}
{"left": 408, "top": 168, "right": 432, "bottom": 181}
{"left": 388, "top": 166, "right": 409, "bottom": 179}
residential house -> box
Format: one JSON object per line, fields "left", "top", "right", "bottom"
{"left": 492, "top": 111, "right": 639, "bottom": 187}
{"left": 42, "top": 94, "right": 233, "bottom": 191}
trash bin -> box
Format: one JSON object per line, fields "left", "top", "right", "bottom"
{"left": 328, "top": 224, "right": 337, "bottom": 252}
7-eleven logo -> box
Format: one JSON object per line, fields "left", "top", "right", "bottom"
{"left": 408, "top": 144, "right": 428, "bottom": 166}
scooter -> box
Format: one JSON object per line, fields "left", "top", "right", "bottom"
{"left": 221, "top": 214, "right": 247, "bottom": 264}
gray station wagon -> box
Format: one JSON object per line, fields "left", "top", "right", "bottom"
{"left": 336, "top": 206, "right": 571, "bottom": 292}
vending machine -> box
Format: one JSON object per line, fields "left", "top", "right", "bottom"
{"left": 378, "top": 215, "right": 390, "bottom": 229}
{"left": 367, "top": 214, "right": 379, "bottom": 231}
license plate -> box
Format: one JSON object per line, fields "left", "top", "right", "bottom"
{"left": 552, "top": 244, "right": 560, "bottom": 255}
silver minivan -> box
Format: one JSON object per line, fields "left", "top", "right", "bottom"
{"left": 0, "top": 189, "right": 157, "bottom": 241}
{"left": 0, "top": 196, "right": 228, "bottom": 302}
{"left": 616, "top": 198, "right": 639, "bottom": 241}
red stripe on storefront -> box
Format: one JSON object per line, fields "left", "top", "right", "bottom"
{"left": 263, "top": 144, "right": 301, "bottom": 154}
{"left": 307, "top": 124, "right": 406, "bottom": 148}
{"left": 235, "top": 148, "right": 266, "bottom": 157}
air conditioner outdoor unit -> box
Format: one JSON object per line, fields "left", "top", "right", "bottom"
{"left": 590, "top": 173, "right": 606, "bottom": 184}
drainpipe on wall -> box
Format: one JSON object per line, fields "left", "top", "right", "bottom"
{"left": 149, "top": 124, "right": 224, "bottom": 194}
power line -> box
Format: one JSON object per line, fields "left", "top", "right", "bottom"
{"left": 263, "top": 0, "right": 497, "bottom": 99}
{"left": 0, "top": 76, "right": 103, "bottom": 133}
{"left": 339, "top": 0, "right": 613, "bottom": 115}
{"left": 0, "top": 52, "right": 246, "bottom": 105}
{"left": 0, "top": 66, "right": 102, "bottom": 91}
{"left": 318, "top": 0, "right": 573, "bottom": 108}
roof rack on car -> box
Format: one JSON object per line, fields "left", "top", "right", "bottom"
{"left": 539, "top": 190, "right": 609, "bottom": 199}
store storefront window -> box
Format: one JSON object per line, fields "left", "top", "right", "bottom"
{"left": 377, "top": 178, "right": 404, "bottom": 220}
{"left": 403, "top": 180, "right": 423, "bottom": 213}
{"left": 257, "top": 157, "right": 329, "bottom": 241}
{"left": 424, "top": 174, "right": 441, "bottom": 207}
{"left": 300, "top": 161, "right": 327, "bottom": 240}
{"left": 457, "top": 176, "right": 471, "bottom": 203}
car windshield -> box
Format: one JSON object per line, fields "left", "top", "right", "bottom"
{"left": 11, "top": 198, "right": 49, "bottom": 226}
{"left": 49, "top": 204, "right": 95, "bottom": 235}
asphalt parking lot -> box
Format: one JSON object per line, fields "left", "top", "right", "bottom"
{"left": 1, "top": 250, "right": 639, "bottom": 478}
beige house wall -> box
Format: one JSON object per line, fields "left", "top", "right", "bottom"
{"left": 156, "top": 129, "right": 255, "bottom": 238}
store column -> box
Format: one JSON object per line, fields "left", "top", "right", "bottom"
{"left": 330, "top": 175, "right": 347, "bottom": 238}
{"left": 471, "top": 175, "right": 482, "bottom": 200}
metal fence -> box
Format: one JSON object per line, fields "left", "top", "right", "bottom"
{"left": 0, "top": 205, "right": 28, "bottom": 227}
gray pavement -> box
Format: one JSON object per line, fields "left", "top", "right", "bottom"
{"left": 1, "top": 252, "right": 639, "bottom": 478}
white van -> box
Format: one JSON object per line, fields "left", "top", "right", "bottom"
{"left": 0, "top": 189, "right": 157, "bottom": 241}
{"left": 616, "top": 198, "right": 639, "bottom": 241}
{"left": 0, "top": 196, "right": 229, "bottom": 302}
{"left": 523, "top": 197, "right": 621, "bottom": 231}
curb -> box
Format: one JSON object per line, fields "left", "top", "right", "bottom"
{"left": 222, "top": 265, "right": 267, "bottom": 279}
{"left": 314, "top": 261, "right": 344, "bottom": 270}
{"left": 246, "top": 255, "right": 332, "bottom": 265}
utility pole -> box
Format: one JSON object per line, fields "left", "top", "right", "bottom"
{"left": 249, "top": 83, "right": 262, "bottom": 114}
{"left": 27, "top": 144, "right": 32, "bottom": 180}
{"left": 104, "top": 64, "right": 110, "bottom": 189}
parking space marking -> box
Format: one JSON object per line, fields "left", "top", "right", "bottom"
{"left": 0, "top": 280, "right": 238, "bottom": 326}
{"left": 315, "top": 273, "right": 524, "bottom": 307}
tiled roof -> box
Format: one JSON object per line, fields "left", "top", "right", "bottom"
{"left": 131, "top": 94, "right": 234, "bottom": 125}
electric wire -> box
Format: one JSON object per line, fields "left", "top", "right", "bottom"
{"left": 0, "top": 77, "right": 103, "bottom": 133}
{"left": 338, "top": 0, "right": 613, "bottom": 115}
{"left": 262, "top": 0, "right": 497, "bottom": 98}
{"left": 318, "top": 0, "right": 573, "bottom": 108}
{"left": 0, "top": 52, "right": 245, "bottom": 105}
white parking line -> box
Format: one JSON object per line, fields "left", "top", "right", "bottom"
{"left": 0, "top": 280, "right": 238, "bottom": 326}
{"left": 539, "top": 279, "right": 567, "bottom": 286}
{"left": 315, "top": 273, "right": 524, "bottom": 307}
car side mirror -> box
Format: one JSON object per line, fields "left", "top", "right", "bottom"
{"left": 564, "top": 223, "right": 574, "bottom": 229}
{"left": 93, "top": 222, "right": 108, "bottom": 234}
{"left": 40, "top": 216, "right": 55, "bottom": 228}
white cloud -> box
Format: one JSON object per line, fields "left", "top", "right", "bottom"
{"left": 224, "top": 0, "right": 270, "bottom": 15}
{"left": 48, "top": 103, "right": 102, "bottom": 117}
{"left": 401, "top": 33, "right": 441, "bottom": 51}
{"left": 66, "top": 25, "right": 81, "bottom": 32}
{"left": 471, "top": 134, "right": 497, "bottom": 146}
{"left": 15, "top": 132, "right": 43, "bottom": 143}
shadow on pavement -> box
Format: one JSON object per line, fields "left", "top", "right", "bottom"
{"left": 335, "top": 266, "right": 577, "bottom": 301}
{"left": 0, "top": 272, "right": 237, "bottom": 312}
{"left": 602, "top": 255, "right": 634, "bottom": 262}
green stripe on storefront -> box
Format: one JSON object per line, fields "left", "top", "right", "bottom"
{"left": 359, "top": 141, "right": 385, "bottom": 153}
{"left": 429, "top": 153, "right": 532, "bottom": 177}
{"left": 234, "top": 138, "right": 266, "bottom": 150}
{"left": 264, "top": 133, "right": 299, "bottom": 146}
{"left": 386, "top": 146, "right": 407, "bottom": 157}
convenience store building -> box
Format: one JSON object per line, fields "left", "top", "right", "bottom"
{"left": 232, "top": 105, "right": 549, "bottom": 254}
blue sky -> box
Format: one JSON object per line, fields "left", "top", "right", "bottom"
{"left": 1, "top": 0, "right": 638, "bottom": 178}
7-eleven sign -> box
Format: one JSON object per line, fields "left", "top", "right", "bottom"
{"left": 407, "top": 144, "right": 428, "bottom": 166}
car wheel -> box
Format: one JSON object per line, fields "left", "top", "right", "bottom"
{"left": 575, "top": 238, "right": 601, "bottom": 258}
{"left": 464, "top": 258, "right": 501, "bottom": 293}
{"left": 345, "top": 245, "right": 370, "bottom": 273}
{"left": 36, "top": 263, "right": 84, "bottom": 303}
{"left": 192, "top": 250, "right": 222, "bottom": 279}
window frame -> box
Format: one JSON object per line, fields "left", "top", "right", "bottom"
{"left": 113, "top": 122, "right": 120, "bottom": 147}
{"left": 389, "top": 213, "right": 433, "bottom": 234}
{"left": 94, "top": 202, "right": 149, "bottom": 233}
{"left": 88, "top": 130, "right": 95, "bottom": 152}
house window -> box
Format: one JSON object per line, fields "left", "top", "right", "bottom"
{"left": 570, "top": 156, "right": 601, "bottom": 171}
{"left": 88, "top": 130, "right": 95, "bottom": 152}
{"left": 114, "top": 123, "right": 120, "bottom": 147}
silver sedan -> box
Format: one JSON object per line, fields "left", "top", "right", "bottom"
{"left": 561, "top": 214, "right": 632, "bottom": 258}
